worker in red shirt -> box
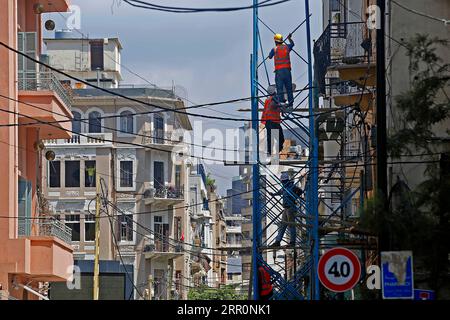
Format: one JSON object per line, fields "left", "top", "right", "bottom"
{"left": 269, "top": 33, "right": 295, "bottom": 112}
{"left": 262, "top": 86, "right": 285, "bottom": 156}
{"left": 258, "top": 265, "right": 273, "bottom": 300}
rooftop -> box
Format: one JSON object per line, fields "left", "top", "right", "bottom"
{"left": 73, "top": 87, "right": 178, "bottom": 99}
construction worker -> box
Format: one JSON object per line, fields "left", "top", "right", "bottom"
{"left": 270, "top": 171, "right": 303, "bottom": 247}
{"left": 269, "top": 33, "right": 295, "bottom": 111}
{"left": 258, "top": 264, "right": 273, "bottom": 300}
{"left": 86, "top": 164, "right": 96, "bottom": 187}
{"left": 262, "top": 86, "right": 285, "bottom": 155}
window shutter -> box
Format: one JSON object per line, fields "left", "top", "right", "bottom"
{"left": 17, "top": 32, "right": 37, "bottom": 89}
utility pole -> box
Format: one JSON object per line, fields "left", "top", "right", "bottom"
{"left": 93, "top": 173, "right": 101, "bottom": 300}
{"left": 376, "top": 0, "right": 388, "bottom": 251}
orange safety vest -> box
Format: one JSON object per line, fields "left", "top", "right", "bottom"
{"left": 274, "top": 44, "right": 291, "bottom": 71}
{"left": 258, "top": 266, "right": 273, "bottom": 296}
{"left": 261, "top": 97, "right": 281, "bottom": 124}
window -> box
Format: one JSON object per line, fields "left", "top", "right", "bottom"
{"left": 119, "top": 214, "right": 133, "bottom": 242}
{"left": 175, "top": 165, "right": 181, "bottom": 191}
{"left": 90, "top": 40, "right": 104, "bottom": 71}
{"left": 84, "top": 214, "right": 95, "bottom": 241}
{"left": 153, "top": 161, "right": 164, "bottom": 191}
{"left": 154, "top": 216, "right": 169, "bottom": 252}
{"left": 85, "top": 160, "right": 96, "bottom": 188}
{"left": 65, "top": 161, "right": 80, "bottom": 188}
{"left": 65, "top": 214, "right": 80, "bottom": 242}
{"left": 18, "top": 178, "right": 32, "bottom": 236}
{"left": 49, "top": 161, "right": 61, "bottom": 188}
{"left": 120, "top": 110, "right": 134, "bottom": 134}
{"left": 119, "top": 161, "right": 133, "bottom": 188}
{"left": 72, "top": 111, "right": 82, "bottom": 134}
{"left": 154, "top": 114, "right": 164, "bottom": 143}
{"left": 227, "top": 274, "right": 233, "bottom": 281}
{"left": 88, "top": 111, "right": 102, "bottom": 133}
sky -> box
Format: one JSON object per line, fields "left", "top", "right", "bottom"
{"left": 44, "top": 0, "right": 323, "bottom": 195}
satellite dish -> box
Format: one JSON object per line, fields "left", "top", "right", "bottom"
{"left": 45, "top": 20, "right": 56, "bottom": 31}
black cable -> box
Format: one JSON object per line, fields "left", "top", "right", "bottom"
{"left": 124, "top": 0, "right": 291, "bottom": 13}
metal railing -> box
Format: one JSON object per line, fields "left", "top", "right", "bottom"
{"left": 18, "top": 217, "right": 72, "bottom": 244}
{"left": 143, "top": 239, "right": 183, "bottom": 253}
{"left": 18, "top": 71, "right": 73, "bottom": 108}
{"left": 314, "top": 21, "right": 370, "bottom": 95}
{"left": 144, "top": 186, "right": 184, "bottom": 200}
{"left": 141, "top": 130, "right": 181, "bottom": 145}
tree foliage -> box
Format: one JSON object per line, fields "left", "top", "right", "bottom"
{"left": 187, "top": 285, "right": 247, "bottom": 300}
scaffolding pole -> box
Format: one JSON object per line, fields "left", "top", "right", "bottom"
{"left": 251, "top": 0, "right": 261, "bottom": 301}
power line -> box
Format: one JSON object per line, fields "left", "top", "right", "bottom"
{"left": 390, "top": 0, "right": 450, "bottom": 26}
{"left": 123, "top": 0, "right": 291, "bottom": 13}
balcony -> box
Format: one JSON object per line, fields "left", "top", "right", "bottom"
{"left": 44, "top": 133, "right": 113, "bottom": 147}
{"left": 2, "top": 217, "right": 74, "bottom": 282}
{"left": 314, "top": 22, "right": 375, "bottom": 96}
{"left": 18, "top": 217, "right": 72, "bottom": 244}
{"left": 141, "top": 130, "right": 182, "bottom": 150}
{"left": 329, "top": 80, "right": 374, "bottom": 111}
{"left": 143, "top": 240, "right": 184, "bottom": 260}
{"left": 143, "top": 186, "right": 184, "bottom": 206}
{"left": 18, "top": 71, "right": 73, "bottom": 139}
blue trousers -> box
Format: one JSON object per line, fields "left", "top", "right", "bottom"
{"left": 275, "top": 68, "right": 294, "bottom": 107}
{"left": 275, "top": 207, "right": 296, "bottom": 245}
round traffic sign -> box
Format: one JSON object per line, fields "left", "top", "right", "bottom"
{"left": 317, "top": 247, "right": 361, "bottom": 292}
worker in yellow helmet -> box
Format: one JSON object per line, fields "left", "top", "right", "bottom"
{"left": 269, "top": 33, "right": 295, "bottom": 112}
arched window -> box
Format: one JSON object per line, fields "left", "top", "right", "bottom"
{"left": 120, "top": 110, "right": 134, "bottom": 134}
{"left": 88, "top": 111, "right": 102, "bottom": 133}
{"left": 72, "top": 111, "right": 82, "bottom": 134}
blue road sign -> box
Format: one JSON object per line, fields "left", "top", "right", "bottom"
{"left": 414, "top": 289, "right": 435, "bottom": 300}
{"left": 381, "top": 251, "right": 414, "bottom": 299}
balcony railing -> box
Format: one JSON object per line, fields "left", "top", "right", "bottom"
{"left": 18, "top": 217, "right": 72, "bottom": 244}
{"left": 143, "top": 239, "right": 183, "bottom": 253}
{"left": 144, "top": 186, "right": 184, "bottom": 200}
{"left": 314, "top": 21, "right": 370, "bottom": 94}
{"left": 18, "top": 71, "right": 73, "bottom": 109}
{"left": 141, "top": 130, "right": 181, "bottom": 145}
{"left": 44, "top": 133, "right": 113, "bottom": 146}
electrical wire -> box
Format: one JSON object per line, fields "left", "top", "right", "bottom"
{"left": 123, "top": 0, "right": 291, "bottom": 13}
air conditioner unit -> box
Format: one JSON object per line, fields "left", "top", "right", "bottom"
{"left": 143, "top": 187, "right": 155, "bottom": 199}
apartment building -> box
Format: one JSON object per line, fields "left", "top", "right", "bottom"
{"left": 207, "top": 185, "right": 227, "bottom": 288}
{"left": 186, "top": 163, "right": 214, "bottom": 288}
{"left": 44, "top": 31, "right": 122, "bottom": 89}
{"left": 224, "top": 214, "right": 244, "bottom": 289}
{"left": 40, "top": 34, "right": 193, "bottom": 300}
{"left": 314, "top": 0, "right": 376, "bottom": 220}
{"left": 0, "top": 0, "right": 74, "bottom": 300}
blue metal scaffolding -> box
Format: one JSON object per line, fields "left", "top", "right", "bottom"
{"left": 250, "top": 0, "right": 320, "bottom": 300}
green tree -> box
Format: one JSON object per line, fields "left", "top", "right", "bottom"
{"left": 187, "top": 285, "right": 247, "bottom": 300}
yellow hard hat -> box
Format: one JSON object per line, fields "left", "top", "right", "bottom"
{"left": 274, "top": 33, "right": 283, "bottom": 43}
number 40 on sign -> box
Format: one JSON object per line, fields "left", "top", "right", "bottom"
{"left": 317, "top": 247, "right": 362, "bottom": 293}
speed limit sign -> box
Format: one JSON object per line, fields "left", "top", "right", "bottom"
{"left": 318, "top": 247, "right": 361, "bottom": 292}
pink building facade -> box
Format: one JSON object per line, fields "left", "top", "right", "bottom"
{"left": 0, "top": 0, "right": 73, "bottom": 300}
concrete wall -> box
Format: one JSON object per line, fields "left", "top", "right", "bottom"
{"left": 387, "top": 0, "right": 450, "bottom": 190}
